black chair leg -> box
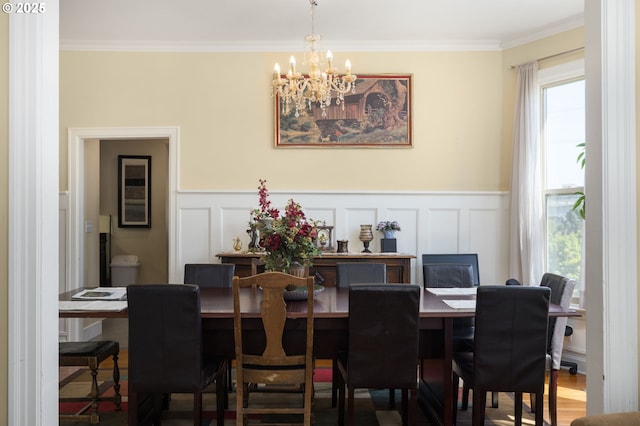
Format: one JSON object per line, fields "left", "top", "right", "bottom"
{"left": 194, "top": 391, "right": 202, "bottom": 426}
{"left": 216, "top": 361, "right": 227, "bottom": 426}
{"left": 514, "top": 392, "right": 523, "bottom": 426}
{"left": 452, "top": 373, "right": 460, "bottom": 425}
{"left": 337, "top": 374, "right": 346, "bottom": 426}
{"left": 472, "top": 389, "right": 486, "bottom": 426}
{"left": 549, "top": 369, "right": 559, "bottom": 426}
{"left": 401, "top": 388, "right": 408, "bottom": 426}
{"left": 461, "top": 383, "right": 469, "bottom": 410}
{"left": 534, "top": 392, "right": 545, "bottom": 426}
{"left": 331, "top": 358, "right": 339, "bottom": 407}
{"left": 491, "top": 391, "right": 499, "bottom": 408}
{"left": 347, "top": 387, "right": 356, "bottom": 426}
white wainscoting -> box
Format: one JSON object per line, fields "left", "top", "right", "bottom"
{"left": 59, "top": 191, "right": 83, "bottom": 341}
{"left": 176, "top": 190, "right": 511, "bottom": 286}
{"left": 59, "top": 192, "right": 70, "bottom": 340}
{"left": 564, "top": 314, "right": 587, "bottom": 374}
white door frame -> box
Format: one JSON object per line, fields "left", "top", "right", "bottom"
{"left": 66, "top": 127, "right": 179, "bottom": 339}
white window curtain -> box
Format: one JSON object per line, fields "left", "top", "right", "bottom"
{"left": 509, "top": 61, "right": 544, "bottom": 285}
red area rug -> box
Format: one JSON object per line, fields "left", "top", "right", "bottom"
{"left": 59, "top": 367, "right": 537, "bottom": 425}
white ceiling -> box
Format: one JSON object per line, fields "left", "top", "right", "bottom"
{"left": 60, "top": 0, "right": 584, "bottom": 52}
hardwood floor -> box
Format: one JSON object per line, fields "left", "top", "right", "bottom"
{"left": 553, "top": 368, "right": 587, "bottom": 425}
{"left": 97, "top": 348, "right": 586, "bottom": 425}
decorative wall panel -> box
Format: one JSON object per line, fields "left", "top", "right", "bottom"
{"left": 176, "top": 190, "right": 509, "bottom": 285}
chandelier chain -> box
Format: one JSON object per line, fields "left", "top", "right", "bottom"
{"left": 310, "top": 0, "right": 317, "bottom": 35}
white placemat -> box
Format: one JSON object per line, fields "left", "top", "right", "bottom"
{"left": 59, "top": 300, "right": 128, "bottom": 311}
{"left": 427, "top": 287, "right": 477, "bottom": 296}
{"left": 442, "top": 299, "right": 476, "bottom": 309}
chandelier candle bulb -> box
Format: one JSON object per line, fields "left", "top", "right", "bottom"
{"left": 289, "top": 57, "right": 296, "bottom": 75}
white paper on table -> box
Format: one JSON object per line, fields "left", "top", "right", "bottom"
{"left": 427, "top": 287, "right": 477, "bottom": 296}
{"left": 71, "top": 287, "right": 127, "bottom": 300}
{"left": 442, "top": 299, "right": 476, "bottom": 310}
{"left": 59, "top": 300, "right": 128, "bottom": 312}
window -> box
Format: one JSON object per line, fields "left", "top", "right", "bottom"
{"left": 539, "top": 61, "right": 585, "bottom": 306}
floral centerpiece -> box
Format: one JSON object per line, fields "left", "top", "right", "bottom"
{"left": 376, "top": 220, "right": 401, "bottom": 239}
{"left": 250, "top": 179, "right": 320, "bottom": 273}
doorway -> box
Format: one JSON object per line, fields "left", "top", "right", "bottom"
{"left": 65, "top": 127, "right": 179, "bottom": 341}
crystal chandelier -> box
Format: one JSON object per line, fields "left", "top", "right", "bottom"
{"left": 272, "top": 0, "right": 357, "bottom": 118}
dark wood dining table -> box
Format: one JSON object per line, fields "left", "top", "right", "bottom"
{"left": 60, "top": 285, "right": 579, "bottom": 426}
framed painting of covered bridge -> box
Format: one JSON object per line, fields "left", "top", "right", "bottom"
{"left": 275, "top": 74, "right": 412, "bottom": 148}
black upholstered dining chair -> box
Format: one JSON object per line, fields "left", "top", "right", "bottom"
{"left": 127, "top": 284, "right": 227, "bottom": 426}
{"left": 332, "top": 262, "right": 387, "bottom": 407}
{"left": 422, "top": 263, "right": 474, "bottom": 290}
{"left": 422, "top": 253, "right": 480, "bottom": 286}
{"left": 452, "top": 285, "right": 551, "bottom": 426}
{"left": 422, "top": 263, "right": 476, "bottom": 351}
{"left": 422, "top": 253, "right": 500, "bottom": 409}
{"left": 337, "top": 283, "right": 421, "bottom": 426}
{"left": 335, "top": 262, "right": 387, "bottom": 287}
{"left": 184, "top": 262, "right": 235, "bottom": 391}
{"left": 506, "top": 273, "right": 576, "bottom": 426}
{"left": 540, "top": 273, "right": 576, "bottom": 426}
{"left": 184, "top": 263, "right": 235, "bottom": 287}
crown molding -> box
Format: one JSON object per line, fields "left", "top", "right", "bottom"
{"left": 501, "top": 14, "right": 584, "bottom": 49}
{"left": 59, "top": 38, "right": 504, "bottom": 52}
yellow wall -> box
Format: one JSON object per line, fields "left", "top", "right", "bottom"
{"left": 59, "top": 31, "right": 584, "bottom": 196}
{"left": 0, "top": 11, "right": 8, "bottom": 424}
{"left": 60, "top": 50, "right": 505, "bottom": 192}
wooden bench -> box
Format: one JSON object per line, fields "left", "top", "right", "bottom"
{"left": 59, "top": 341, "right": 121, "bottom": 424}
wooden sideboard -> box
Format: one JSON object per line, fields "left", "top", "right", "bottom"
{"left": 216, "top": 252, "right": 415, "bottom": 286}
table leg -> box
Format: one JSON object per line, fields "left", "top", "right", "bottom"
{"left": 442, "top": 318, "right": 453, "bottom": 426}
{"left": 417, "top": 318, "right": 454, "bottom": 426}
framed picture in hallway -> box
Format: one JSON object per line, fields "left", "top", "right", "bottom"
{"left": 118, "top": 155, "right": 151, "bottom": 228}
{"left": 275, "top": 74, "right": 412, "bottom": 148}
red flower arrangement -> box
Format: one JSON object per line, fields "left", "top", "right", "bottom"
{"left": 250, "top": 180, "right": 319, "bottom": 272}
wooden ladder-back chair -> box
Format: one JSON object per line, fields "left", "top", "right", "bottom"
{"left": 184, "top": 262, "right": 236, "bottom": 392}
{"left": 232, "top": 272, "right": 315, "bottom": 426}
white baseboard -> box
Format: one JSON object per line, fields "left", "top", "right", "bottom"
{"left": 82, "top": 320, "right": 103, "bottom": 341}
{"left": 562, "top": 351, "right": 586, "bottom": 375}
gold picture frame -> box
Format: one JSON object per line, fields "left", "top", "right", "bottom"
{"left": 275, "top": 74, "right": 412, "bottom": 148}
